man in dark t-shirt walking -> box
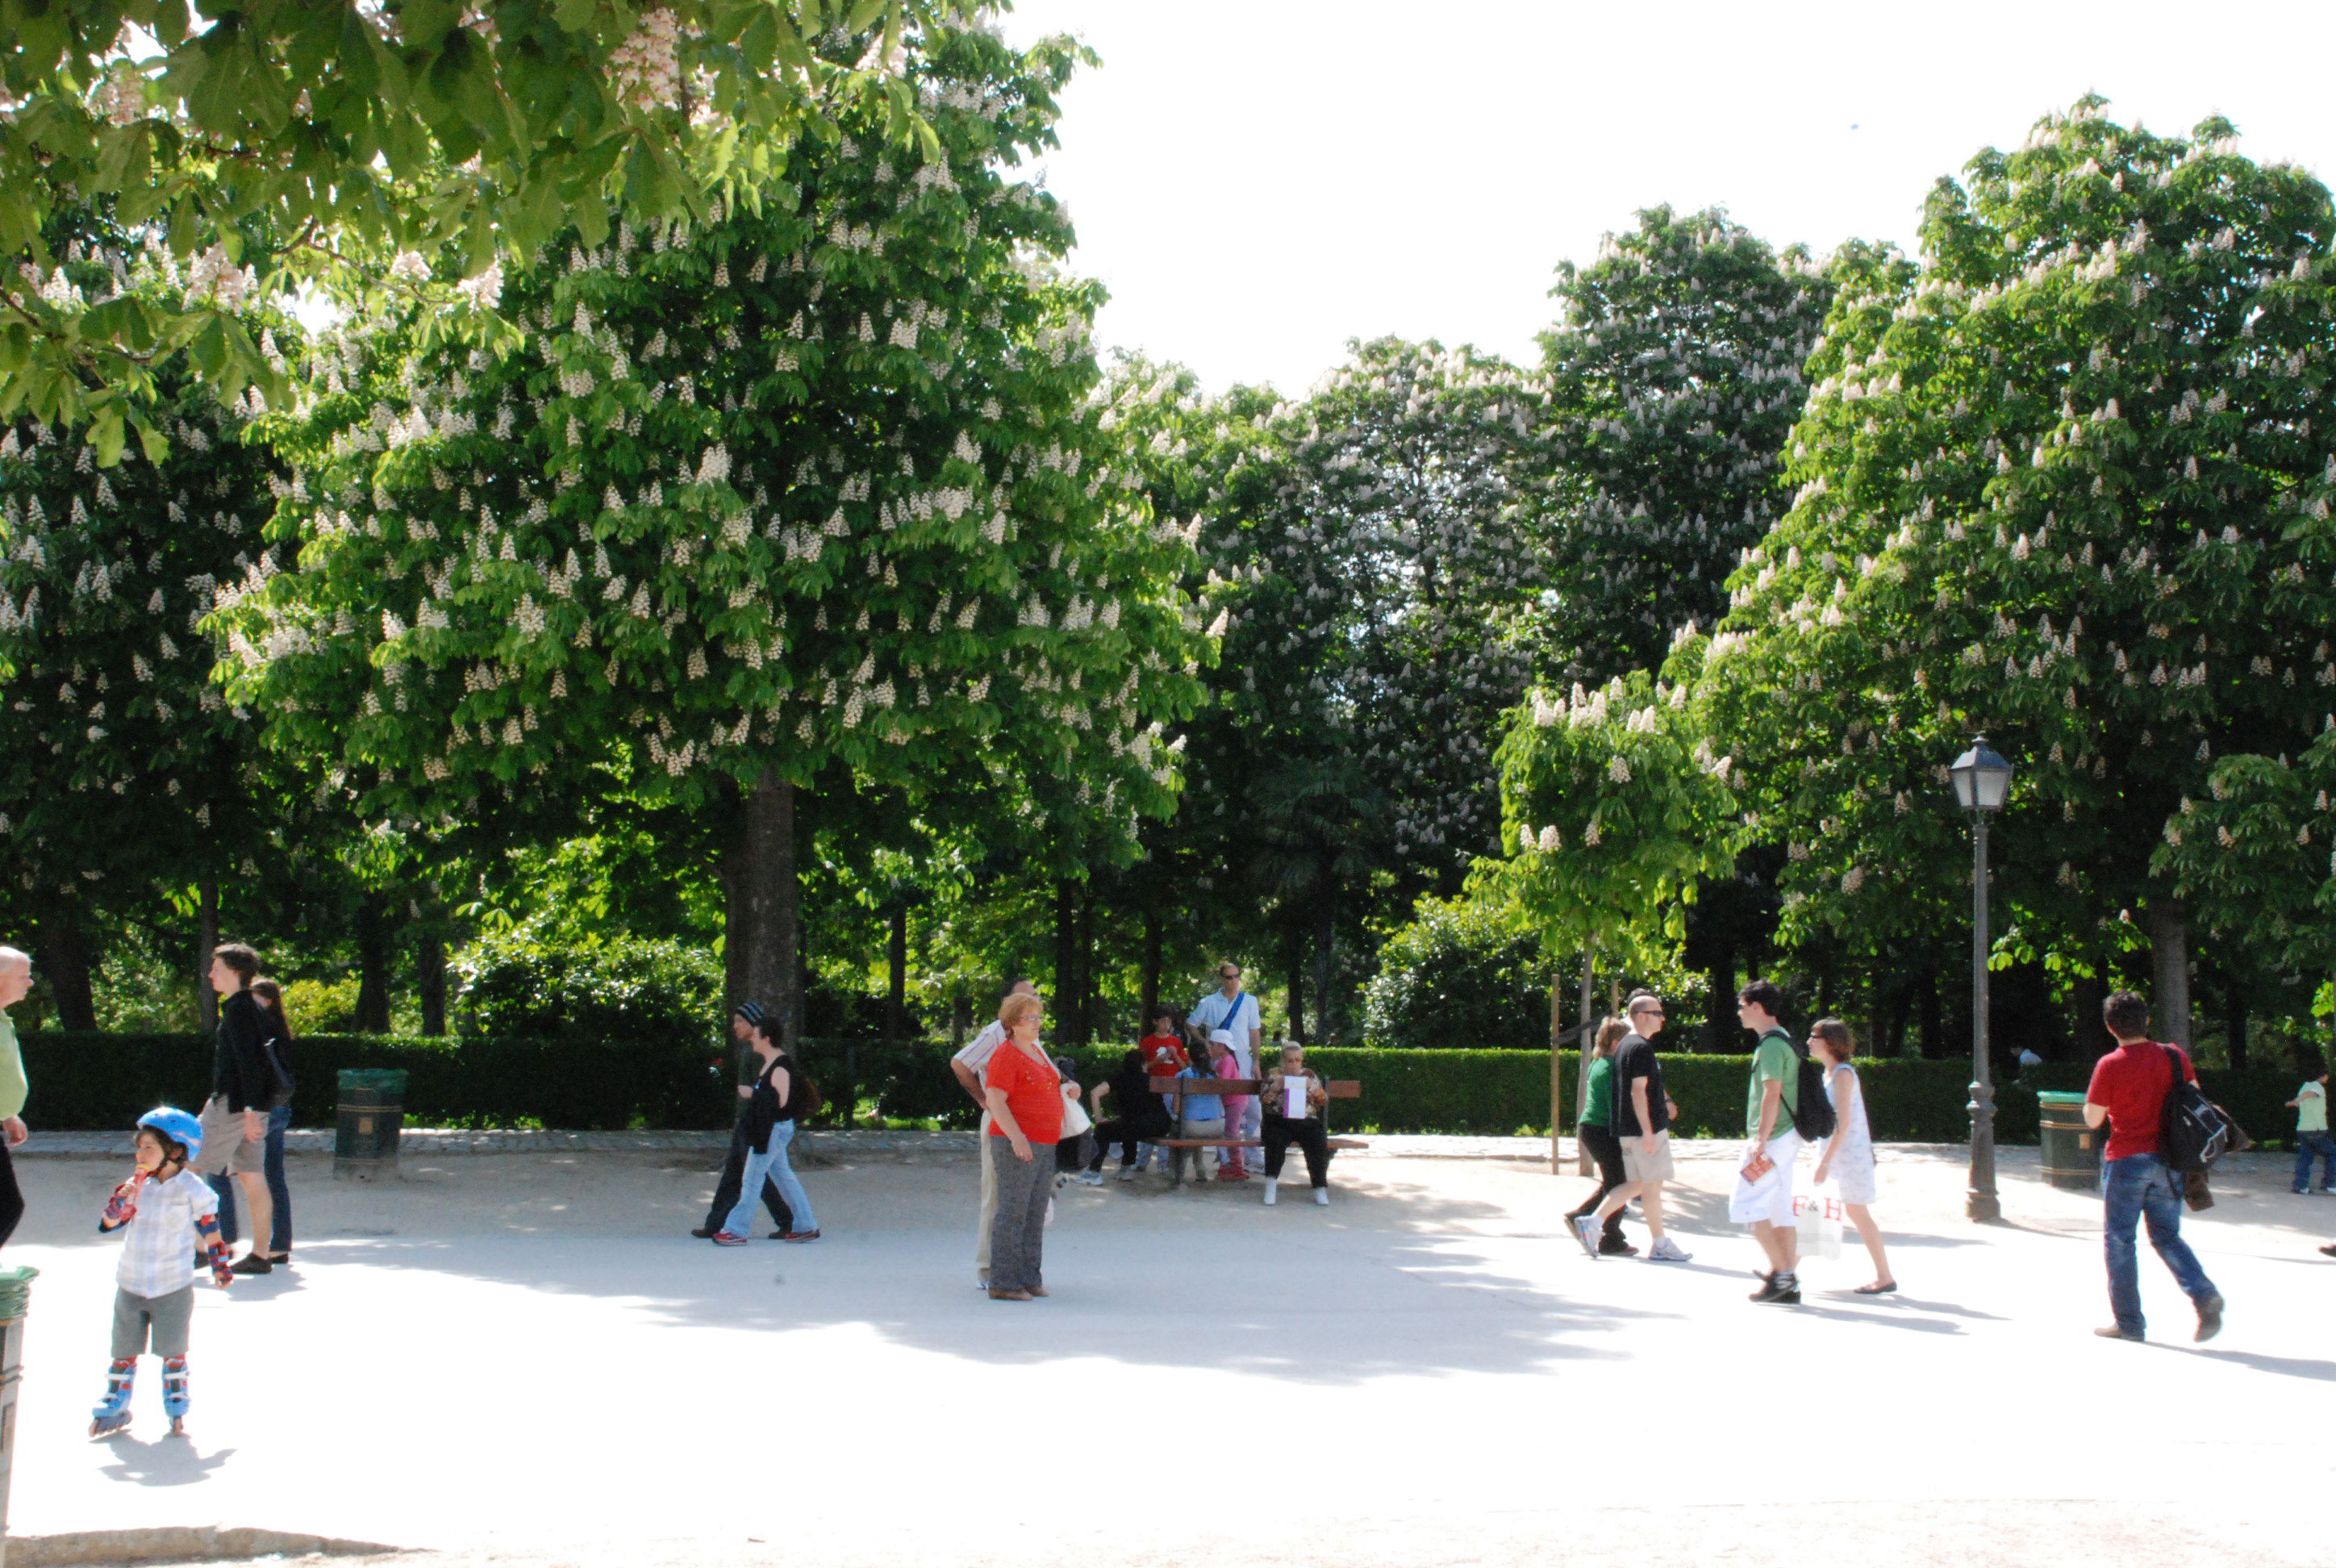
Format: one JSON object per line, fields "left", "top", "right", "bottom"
{"left": 2082, "top": 990, "right": 2223, "bottom": 1342}
{"left": 1572, "top": 991, "right": 1691, "bottom": 1262}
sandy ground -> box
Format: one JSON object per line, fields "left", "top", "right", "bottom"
{"left": 3, "top": 1139, "right": 2330, "bottom": 1568}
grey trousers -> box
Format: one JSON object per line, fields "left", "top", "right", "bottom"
{"left": 112, "top": 1285, "right": 194, "bottom": 1359}
{"left": 987, "top": 1136, "right": 1051, "bottom": 1294}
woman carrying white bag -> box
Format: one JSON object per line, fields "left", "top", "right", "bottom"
{"left": 1808, "top": 1019, "right": 1897, "bottom": 1295}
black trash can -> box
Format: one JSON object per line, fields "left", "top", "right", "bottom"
{"left": 336, "top": 1069, "right": 408, "bottom": 1181}
{"left": 2037, "top": 1090, "right": 2100, "bottom": 1191}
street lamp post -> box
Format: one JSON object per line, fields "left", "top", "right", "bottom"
{"left": 1950, "top": 739, "right": 2013, "bottom": 1224}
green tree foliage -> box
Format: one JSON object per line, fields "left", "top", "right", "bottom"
{"left": 0, "top": 0, "right": 957, "bottom": 438}
{"left": 215, "top": 24, "right": 1207, "bottom": 1015}
{"left": 1359, "top": 895, "right": 1547, "bottom": 1051}
{"left": 1534, "top": 206, "right": 1832, "bottom": 680}
{"left": 452, "top": 920, "right": 723, "bottom": 1042}
{"left": 0, "top": 249, "right": 293, "bottom": 1020}
{"left": 1493, "top": 665, "right": 1742, "bottom": 969}
{"left": 1696, "top": 98, "right": 2336, "bottom": 1036}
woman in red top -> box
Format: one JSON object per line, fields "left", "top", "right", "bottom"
{"left": 982, "top": 993, "right": 1062, "bottom": 1300}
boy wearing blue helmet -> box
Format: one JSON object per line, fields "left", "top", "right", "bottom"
{"left": 90, "top": 1107, "right": 235, "bottom": 1439}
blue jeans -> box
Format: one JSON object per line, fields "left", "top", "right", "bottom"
{"left": 206, "top": 1105, "right": 294, "bottom": 1254}
{"left": 724, "top": 1120, "right": 816, "bottom": 1238}
{"left": 2293, "top": 1131, "right": 2336, "bottom": 1191}
{"left": 2103, "top": 1153, "right": 2217, "bottom": 1335}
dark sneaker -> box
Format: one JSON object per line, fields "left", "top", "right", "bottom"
{"left": 690, "top": 1227, "right": 717, "bottom": 1239}
{"left": 2321, "top": 1244, "right": 2336, "bottom": 1257}
{"left": 780, "top": 1229, "right": 821, "bottom": 1242}
{"left": 2093, "top": 1325, "right": 2144, "bottom": 1341}
{"left": 2193, "top": 1292, "right": 2225, "bottom": 1343}
{"left": 1748, "top": 1271, "right": 1782, "bottom": 1302}
{"left": 1597, "top": 1236, "right": 1638, "bottom": 1257}
{"left": 1762, "top": 1272, "right": 1802, "bottom": 1305}
{"left": 227, "top": 1253, "right": 273, "bottom": 1275}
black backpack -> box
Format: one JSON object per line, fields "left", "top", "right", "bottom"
{"left": 2157, "top": 1046, "right": 2232, "bottom": 1173}
{"left": 1784, "top": 1038, "right": 1838, "bottom": 1143}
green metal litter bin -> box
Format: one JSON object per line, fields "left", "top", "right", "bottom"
{"left": 2038, "top": 1091, "right": 2100, "bottom": 1191}
{"left": 336, "top": 1069, "right": 408, "bottom": 1180}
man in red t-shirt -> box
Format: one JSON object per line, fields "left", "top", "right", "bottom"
{"left": 2081, "top": 990, "right": 2223, "bottom": 1343}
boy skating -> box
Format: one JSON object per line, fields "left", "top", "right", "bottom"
{"left": 90, "top": 1107, "right": 235, "bottom": 1438}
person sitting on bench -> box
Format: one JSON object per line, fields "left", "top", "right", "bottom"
{"left": 1087, "top": 1049, "right": 1172, "bottom": 1180}
{"left": 1260, "top": 1044, "right": 1335, "bottom": 1206}
{"left": 1170, "top": 1061, "right": 1226, "bottom": 1184}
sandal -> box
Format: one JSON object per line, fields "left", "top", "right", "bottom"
{"left": 1854, "top": 1280, "right": 1898, "bottom": 1295}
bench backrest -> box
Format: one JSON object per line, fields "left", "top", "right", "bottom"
{"left": 1147, "top": 1077, "right": 1360, "bottom": 1099}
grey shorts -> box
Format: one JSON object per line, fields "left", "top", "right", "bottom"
{"left": 112, "top": 1285, "right": 194, "bottom": 1359}
{"left": 195, "top": 1095, "right": 264, "bottom": 1176}
{"left": 1620, "top": 1130, "right": 1676, "bottom": 1184}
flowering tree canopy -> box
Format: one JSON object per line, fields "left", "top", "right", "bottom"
{"left": 1532, "top": 206, "right": 1833, "bottom": 682}
{"left": 1696, "top": 98, "right": 2336, "bottom": 1042}
{"left": 214, "top": 24, "right": 1207, "bottom": 1016}
{"left": 0, "top": 0, "right": 963, "bottom": 444}
{"left": 0, "top": 261, "right": 288, "bottom": 1020}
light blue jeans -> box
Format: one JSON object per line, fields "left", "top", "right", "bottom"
{"left": 724, "top": 1120, "right": 816, "bottom": 1237}
{"left": 2103, "top": 1153, "right": 2216, "bottom": 1335}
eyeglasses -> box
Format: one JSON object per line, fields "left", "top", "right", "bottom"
{"left": 1633, "top": 1007, "right": 1666, "bottom": 1020}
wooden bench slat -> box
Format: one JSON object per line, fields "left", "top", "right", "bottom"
{"left": 1153, "top": 1136, "right": 1367, "bottom": 1150}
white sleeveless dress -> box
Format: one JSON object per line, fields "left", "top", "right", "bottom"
{"left": 1824, "top": 1063, "right": 1878, "bottom": 1204}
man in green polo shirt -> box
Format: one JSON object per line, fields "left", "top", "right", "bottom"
{"left": 1729, "top": 978, "right": 1804, "bottom": 1304}
{"left": 0, "top": 945, "right": 31, "bottom": 1249}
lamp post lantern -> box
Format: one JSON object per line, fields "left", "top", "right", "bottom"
{"left": 1950, "top": 738, "right": 2013, "bottom": 1223}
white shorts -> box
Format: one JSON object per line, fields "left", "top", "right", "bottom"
{"left": 1729, "top": 1132, "right": 1803, "bottom": 1227}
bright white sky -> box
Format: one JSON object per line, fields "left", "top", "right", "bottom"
{"left": 999, "top": 0, "right": 2336, "bottom": 396}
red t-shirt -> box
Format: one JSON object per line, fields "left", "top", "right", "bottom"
{"left": 1140, "top": 1034, "right": 1190, "bottom": 1081}
{"left": 985, "top": 1042, "right": 1064, "bottom": 1145}
{"left": 2086, "top": 1039, "right": 2196, "bottom": 1162}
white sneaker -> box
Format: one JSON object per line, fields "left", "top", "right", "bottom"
{"left": 1313, "top": 1187, "right": 1329, "bottom": 1206}
{"left": 1263, "top": 1178, "right": 1279, "bottom": 1206}
{"left": 1076, "top": 1170, "right": 1105, "bottom": 1186}
{"left": 1647, "top": 1236, "right": 1694, "bottom": 1263}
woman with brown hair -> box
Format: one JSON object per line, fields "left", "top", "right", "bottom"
{"left": 195, "top": 944, "right": 279, "bottom": 1274}
{"left": 1565, "top": 1018, "right": 1635, "bottom": 1255}
{"left": 981, "top": 992, "right": 1061, "bottom": 1300}
{"left": 1809, "top": 1017, "right": 1895, "bottom": 1295}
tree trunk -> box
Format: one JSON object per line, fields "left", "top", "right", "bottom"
{"left": 354, "top": 893, "right": 392, "bottom": 1033}
{"left": 2147, "top": 897, "right": 2192, "bottom": 1049}
{"left": 1705, "top": 951, "right": 1735, "bottom": 1053}
{"left": 1073, "top": 887, "right": 1095, "bottom": 1046}
{"left": 416, "top": 925, "right": 448, "bottom": 1036}
{"left": 732, "top": 769, "right": 799, "bottom": 1045}
{"left": 41, "top": 903, "right": 98, "bottom": 1032}
{"left": 194, "top": 878, "right": 219, "bottom": 1033}
{"left": 1051, "top": 883, "right": 1074, "bottom": 1028}
{"left": 1918, "top": 961, "right": 1945, "bottom": 1060}
{"left": 1548, "top": 965, "right": 1565, "bottom": 1172}
{"left": 2224, "top": 971, "right": 2247, "bottom": 1070}
{"left": 718, "top": 790, "right": 752, "bottom": 1017}
{"left": 2071, "top": 966, "right": 2109, "bottom": 1061}
{"left": 1312, "top": 866, "right": 1337, "bottom": 1045}
{"left": 886, "top": 905, "right": 907, "bottom": 1047}
{"left": 951, "top": 990, "right": 971, "bottom": 1049}
{"left": 1287, "top": 915, "right": 1308, "bottom": 1045}
{"left": 1140, "top": 902, "right": 1162, "bottom": 1033}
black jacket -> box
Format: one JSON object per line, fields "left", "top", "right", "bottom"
{"left": 743, "top": 1052, "right": 801, "bottom": 1149}
{"left": 211, "top": 990, "right": 277, "bottom": 1113}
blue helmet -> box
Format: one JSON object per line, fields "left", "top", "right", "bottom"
{"left": 136, "top": 1106, "right": 203, "bottom": 1163}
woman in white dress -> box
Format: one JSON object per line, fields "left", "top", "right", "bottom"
{"left": 1809, "top": 1018, "right": 1896, "bottom": 1295}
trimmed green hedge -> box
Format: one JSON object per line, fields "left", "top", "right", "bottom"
{"left": 16, "top": 1031, "right": 2309, "bottom": 1145}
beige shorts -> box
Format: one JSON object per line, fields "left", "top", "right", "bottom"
{"left": 194, "top": 1096, "right": 264, "bottom": 1177}
{"left": 1619, "top": 1130, "right": 1675, "bottom": 1184}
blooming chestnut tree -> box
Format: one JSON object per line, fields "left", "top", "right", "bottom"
{"left": 1532, "top": 206, "right": 1833, "bottom": 682}
{"left": 215, "top": 23, "right": 1208, "bottom": 1021}
{"left": 1696, "top": 99, "right": 2336, "bottom": 1045}
{"left": 0, "top": 261, "right": 288, "bottom": 1022}
{"left": 1, "top": 0, "right": 964, "bottom": 444}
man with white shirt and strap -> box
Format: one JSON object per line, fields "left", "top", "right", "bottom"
{"left": 1189, "top": 962, "right": 1263, "bottom": 1151}
{"left": 950, "top": 978, "right": 1037, "bottom": 1290}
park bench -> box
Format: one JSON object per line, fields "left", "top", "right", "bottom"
{"left": 1147, "top": 1075, "right": 1366, "bottom": 1187}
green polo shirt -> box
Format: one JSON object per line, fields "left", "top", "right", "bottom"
{"left": 0, "top": 1008, "right": 23, "bottom": 1120}
{"left": 1746, "top": 1027, "right": 1798, "bottom": 1140}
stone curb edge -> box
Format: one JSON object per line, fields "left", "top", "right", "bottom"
{"left": 4, "top": 1526, "right": 404, "bottom": 1566}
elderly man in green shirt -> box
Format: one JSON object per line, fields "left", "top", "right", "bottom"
{"left": 0, "top": 945, "right": 31, "bottom": 1249}
{"left": 1729, "top": 978, "right": 1804, "bottom": 1305}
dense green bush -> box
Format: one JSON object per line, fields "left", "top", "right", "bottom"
{"left": 450, "top": 924, "right": 724, "bottom": 1046}
{"left": 1360, "top": 898, "right": 1549, "bottom": 1051}
{"left": 18, "top": 1028, "right": 2304, "bottom": 1145}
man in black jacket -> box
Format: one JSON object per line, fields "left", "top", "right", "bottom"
{"left": 691, "top": 1002, "right": 795, "bottom": 1240}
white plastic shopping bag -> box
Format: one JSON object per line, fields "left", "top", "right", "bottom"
{"left": 1792, "top": 1182, "right": 1845, "bottom": 1262}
